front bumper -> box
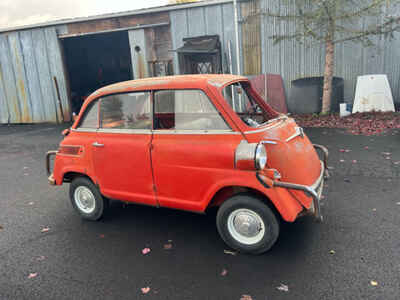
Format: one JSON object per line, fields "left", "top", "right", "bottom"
{"left": 257, "top": 144, "right": 329, "bottom": 222}
{"left": 46, "top": 150, "right": 58, "bottom": 185}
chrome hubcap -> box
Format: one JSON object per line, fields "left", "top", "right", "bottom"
{"left": 74, "top": 186, "right": 96, "bottom": 214}
{"left": 227, "top": 209, "right": 265, "bottom": 245}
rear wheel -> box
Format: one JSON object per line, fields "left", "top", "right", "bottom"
{"left": 216, "top": 194, "right": 280, "bottom": 254}
{"left": 69, "top": 177, "right": 108, "bottom": 221}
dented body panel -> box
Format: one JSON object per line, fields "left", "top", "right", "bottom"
{"left": 47, "top": 74, "right": 327, "bottom": 223}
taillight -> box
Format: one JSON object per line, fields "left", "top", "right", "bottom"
{"left": 58, "top": 145, "right": 83, "bottom": 156}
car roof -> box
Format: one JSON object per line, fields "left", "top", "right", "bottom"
{"left": 91, "top": 74, "right": 249, "bottom": 97}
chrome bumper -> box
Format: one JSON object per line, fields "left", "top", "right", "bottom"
{"left": 273, "top": 161, "right": 325, "bottom": 222}
{"left": 259, "top": 144, "right": 329, "bottom": 222}
{"left": 46, "top": 150, "right": 58, "bottom": 185}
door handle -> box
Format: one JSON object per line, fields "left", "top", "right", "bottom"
{"left": 92, "top": 142, "right": 104, "bottom": 147}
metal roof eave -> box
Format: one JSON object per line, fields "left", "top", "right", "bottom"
{"left": 0, "top": 0, "right": 233, "bottom": 34}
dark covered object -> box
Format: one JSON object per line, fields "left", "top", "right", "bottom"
{"left": 288, "top": 77, "right": 344, "bottom": 114}
{"left": 177, "top": 35, "right": 220, "bottom": 53}
{"left": 177, "top": 35, "right": 222, "bottom": 74}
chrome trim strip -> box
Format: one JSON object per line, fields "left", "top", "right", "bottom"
{"left": 98, "top": 128, "right": 152, "bottom": 134}
{"left": 286, "top": 126, "right": 305, "bottom": 142}
{"left": 72, "top": 128, "right": 97, "bottom": 133}
{"left": 152, "top": 130, "right": 240, "bottom": 135}
{"left": 261, "top": 140, "right": 277, "bottom": 145}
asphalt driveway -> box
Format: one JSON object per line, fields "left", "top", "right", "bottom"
{"left": 0, "top": 124, "right": 399, "bottom": 300}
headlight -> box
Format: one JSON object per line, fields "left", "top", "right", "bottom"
{"left": 235, "top": 141, "right": 268, "bottom": 171}
{"left": 255, "top": 144, "right": 267, "bottom": 170}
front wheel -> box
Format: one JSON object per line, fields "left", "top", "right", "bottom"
{"left": 69, "top": 177, "right": 108, "bottom": 221}
{"left": 216, "top": 194, "right": 280, "bottom": 254}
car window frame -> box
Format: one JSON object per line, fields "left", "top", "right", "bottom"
{"left": 97, "top": 91, "right": 153, "bottom": 134}
{"left": 152, "top": 88, "right": 235, "bottom": 134}
{"left": 74, "top": 99, "right": 100, "bottom": 132}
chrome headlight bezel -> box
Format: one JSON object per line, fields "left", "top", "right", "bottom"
{"left": 255, "top": 143, "right": 267, "bottom": 170}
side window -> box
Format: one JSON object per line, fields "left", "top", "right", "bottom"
{"left": 79, "top": 100, "right": 98, "bottom": 129}
{"left": 154, "top": 90, "right": 229, "bottom": 130}
{"left": 100, "top": 92, "right": 151, "bottom": 130}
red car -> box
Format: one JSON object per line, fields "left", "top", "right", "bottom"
{"left": 46, "top": 75, "right": 329, "bottom": 254}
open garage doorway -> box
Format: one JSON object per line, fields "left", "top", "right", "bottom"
{"left": 61, "top": 31, "right": 133, "bottom": 115}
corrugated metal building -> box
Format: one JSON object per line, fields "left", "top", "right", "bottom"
{"left": 1, "top": 0, "right": 399, "bottom": 124}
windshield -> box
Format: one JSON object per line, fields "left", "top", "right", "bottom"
{"left": 222, "top": 82, "right": 270, "bottom": 127}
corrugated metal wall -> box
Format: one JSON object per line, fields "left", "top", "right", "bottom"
{"left": 171, "top": 0, "right": 400, "bottom": 104}
{"left": 170, "top": 2, "right": 239, "bottom": 75}
{"left": 0, "top": 27, "right": 70, "bottom": 124}
{"left": 260, "top": 0, "right": 400, "bottom": 103}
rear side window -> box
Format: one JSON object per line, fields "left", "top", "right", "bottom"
{"left": 154, "top": 90, "right": 229, "bottom": 130}
{"left": 79, "top": 100, "right": 99, "bottom": 129}
{"left": 100, "top": 92, "right": 151, "bottom": 130}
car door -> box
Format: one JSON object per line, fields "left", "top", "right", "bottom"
{"left": 151, "top": 89, "right": 242, "bottom": 212}
{"left": 92, "top": 91, "right": 157, "bottom": 206}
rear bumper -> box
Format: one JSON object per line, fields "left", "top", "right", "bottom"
{"left": 46, "top": 150, "right": 58, "bottom": 185}
{"left": 257, "top": 144, "right": 329, "bottom": 222}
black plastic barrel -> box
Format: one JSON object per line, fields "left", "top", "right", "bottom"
{"left": 287, "top": 77, "right": 344, "bottom": 114}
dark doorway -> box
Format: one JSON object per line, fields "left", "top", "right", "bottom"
{"left": 62, "top": 31, "right": 132, "bottom": 114}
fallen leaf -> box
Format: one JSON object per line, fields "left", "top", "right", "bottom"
{"left": 36, "top": 256, "right": 45, "bottom": 261}
{"left": 224, "top": 250, "right": 237, "bottom": 256}
{"left": 240, "top": 295, "right": 252, "bottom": 300}
{"left": 276, "top": 283, "right": 289, "bottom": 292}
{"left": 28, "top": 273, "right": 38, "bottom": 279}
{"left": 221, "top": 269, "right": 228, "bottom": 276}
{"left": 99, "top": 234, "right": 105, "bottom": 238}
{"left": 41, "top": 227, "right": 50, "bottom": 233}
{"left": 141, "top": 287, "right": 150, "bottom": 294}
{"left": 163, "top": 243, "right": 172, "bottom": 250}
{"left": 142, "top": 248, "right": 151, "bottom": 255}
{"left": 329, "top": 250, "right": 335, "bottom": 255}
{"left": 370, "top": 280, "right": 378, "bottom": 286}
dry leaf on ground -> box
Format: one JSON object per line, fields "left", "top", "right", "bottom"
{"left": 224, "top": 250, "right": 237, "bottom": 256}
{"left": 370, "top": 280, "right": 378, "bottom": 286}
{"left": 41, "top": 227, "right": 50, "bottom": 233}
{"left": 28, "top": 273, "right": 38, "bottom": 279}
{"left": 277, "top": 283, "right": 289, "bottom": 292}
{"left": 142, "top": 248, "right": 151, "bottom": 255}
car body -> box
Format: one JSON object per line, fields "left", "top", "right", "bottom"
{"left": 46, "top": 74, "right": 329, "bottom": 254}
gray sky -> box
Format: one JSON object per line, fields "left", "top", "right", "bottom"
{"left": 0, "top": 0, "right": 168, "bottom": 29}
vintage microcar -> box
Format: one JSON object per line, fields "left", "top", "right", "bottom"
{"left": 46, "top": 74, "right": 329, "bottom": 254}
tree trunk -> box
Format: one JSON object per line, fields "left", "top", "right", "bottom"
{"left": 321, "top": 39, "right": 335, "bottom": 114}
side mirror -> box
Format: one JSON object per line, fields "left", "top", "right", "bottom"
{"left": 62, "top": 128, "right": 70, "bottom": 136}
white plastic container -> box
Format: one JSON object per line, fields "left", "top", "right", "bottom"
{"left": 340, "top": 103, "right": 351, "bottom": 117}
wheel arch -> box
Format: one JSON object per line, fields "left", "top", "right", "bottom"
{"left": 205, "top": 185, "right": 281, "bottom": 220}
